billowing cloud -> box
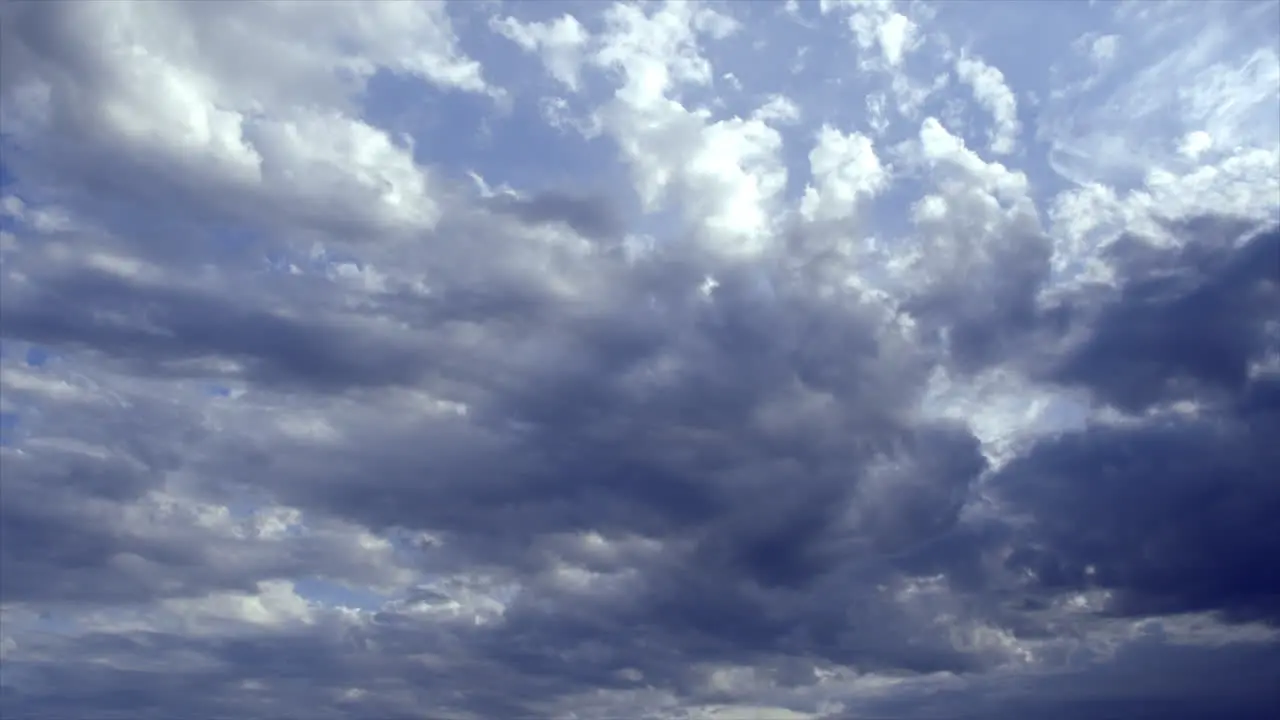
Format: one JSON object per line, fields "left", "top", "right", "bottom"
{"left": 1, "top": 2, "right": 1278, "bottom": 719}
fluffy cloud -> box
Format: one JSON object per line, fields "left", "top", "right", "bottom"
{"left": 1, "top": 1, "right": 1278, "bottom": 719}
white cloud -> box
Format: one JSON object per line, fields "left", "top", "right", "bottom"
{"left": 1088, "top": 33, "right": 1120, "bottom": 64}
{"left": 916, "top": 117, "right": 1029, "bottom": 202}
{"left": 1177, "top": 129, "right": 1214, "bottom": 160}
{"left": 491, "top": 13, "right": 590, "bottom": 91}
{"left": 825, "top": 0, "right": 921, "bottom": 69}
{"left": 0, "top": 0, "right": 496, "bottom": 245}
{"left": 753, "top": 94, "right": 802, "bottom": 125}
{"left": 800, "top": 125, "right": 889, "bottom": 222}
{"left": 955, "top": 53, "right": 1021, "bottom": 155}
{"left": 159, "top": 580, "right": 316, "bottom": 632}
{"left": 584, "top": 1, "right": 788, "bottom": 257}
{"left": 1040, "top": 0, "right": 1280, "bottom": 195}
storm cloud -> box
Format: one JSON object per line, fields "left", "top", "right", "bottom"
{"left": 2, "top": 1, "right": 1279, "bottom": 719}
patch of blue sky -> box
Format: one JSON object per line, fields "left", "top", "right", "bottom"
{"left": 700, "top": 8, "right": 954, "bottom": 248}
{"left": 364, "top": 69, "right": 632, "bottom": 201}
{"left": 0, "top": 411, "right": 20, "bottom": 447}
{"left": 294, "top": 577, "right": 389, "bottom": 612}
{"left": 224, "top": 496, "right": 265, "bottom": 524}
{"left": 704, "top": 9, "right": 863, "bottom": 125}
{"left": 203, "top": 384, "right": 232, "bottom": 398}
{"left": 0, "top": 155, "right": 15, "bottom": 190}
{"left": 23, "top": 345, "right": 50, "bottom": 368}
{"left": 202, "top": 223, "right": 273, "bottom": 269}
{"left": 932, "top": 2, "right": 1113, "bottom": 192}
{"left": 0, "top": 342, "right": 56, "bottom": 378}
{"left": 1, "top": 610, "right": 81, "bottom": 641}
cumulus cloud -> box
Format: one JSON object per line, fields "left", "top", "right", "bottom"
{"left": 1, "top": 2, "right": 1278, "bottom": 719}
{"left": 955, "top": 53, "right": 1021, "bottom": 155}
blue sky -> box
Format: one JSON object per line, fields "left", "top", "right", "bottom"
{"left": 1, "top": 1, "right": 1279, "bottom": 718}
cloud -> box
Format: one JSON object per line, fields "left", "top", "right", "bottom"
{"left": 490, "top": 13, "right": 590, "bottom": 92}
{"left": 955, "top": 53, "right": 1021, "bottom": 155}
{"left": 987, "top": 223, "right": 1280, "bottom": 622}
{"left": 824, "top": 0, "right": 922, "bottom": 70}
{"left": 800, "top": 124, "right": 890, "bottom": 222}
{"left": 1, "top": 2, "right": 1278, "bottom": 719}
{"left": 1039, "top": 0, "right": 1280, "bottom": 198}
{"left": 1050, "top": 220, "right": 1278, "bottom": 412}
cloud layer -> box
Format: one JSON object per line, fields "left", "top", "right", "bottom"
{"left": 1, "top": 1, "right": 1278, "bottom": 719}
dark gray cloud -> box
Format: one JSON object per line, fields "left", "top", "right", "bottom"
{"left": 3, "top": 1, "right": 1280, "bottom": 719}
{"left": 1050, "top": 222, "right": 1279, "bottom": 412}
{"left": 487, "top": 190, "right": 626, "bottom": 241}
{"left": 906, "top": 217, "right": 1062, "bottom": 375}
{"left": 0, "top": 266, "right": 429, "bottom": 392}
{"left": 986, "top": 224, "right": 1280, "bottom": 626}
{"left": 8, "top": 216, "right": 1276, "bottom": 717}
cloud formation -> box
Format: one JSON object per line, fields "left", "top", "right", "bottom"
{"left": 1, "top": 1, "right": 1278, "bottom": 719}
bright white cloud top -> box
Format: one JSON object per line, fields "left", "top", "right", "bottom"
{"left": 1, "top": 2, "right": 1278, "bottom": 719}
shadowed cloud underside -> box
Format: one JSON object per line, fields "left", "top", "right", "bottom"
{"left": 1, "top": 1, "right": 1278, "bottom": 719}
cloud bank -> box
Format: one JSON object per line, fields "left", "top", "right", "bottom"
{"left": 1, "top": 1, "right": 1277, "bottom": 719}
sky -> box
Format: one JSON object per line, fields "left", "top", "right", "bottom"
{"left": 0, "top": 0, "right": 1278, "bottom": 718}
